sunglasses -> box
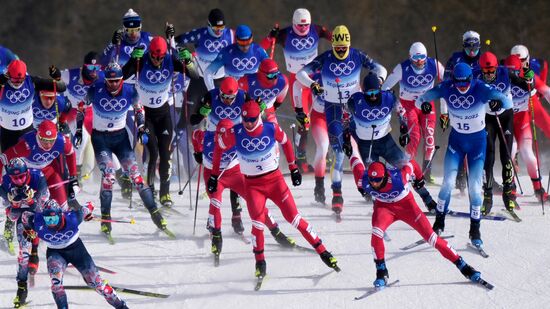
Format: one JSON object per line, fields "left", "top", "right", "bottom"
{"left": 10, "top": 77, "right": 25, "bottom": 84}
{"left": 295, "top": 24, "right": 310, "bottom": 28}
{"left": 85, "top": 64, "right": 101, "bottom": 71}
{"left": 237, "top": 38, "right": 253, "bottom": 47}
{"left": 43, "top": 214, "right": 60, "bottom": 226}
{"left": 150, "top": 54, "right": 165, "bottom": 62}
{"left": 365, "top": 89, "right": 380, "bottom": 96}
{"left": 39, "top": 136, "right": 56, "bottom": 143}
{"left": 455, "top": 81, "right": 471, "bottom": 88}
{"left": 482, "top": 67, "right": 496, "bottom": 74}
{"left": 411, "top": 54, "right": 427, "bottom": 61}
{"left": 243, "top": 116, "right": 258, "bottom": 123}
{"left": 125, "top": 27, "right": 141, "bottom": 34}
{"left": 369, "top": 176, "right": 384, "bottom": 183}
{"left": 210, "top": 24, "right": 225, "bottom": 31}
{"left": 265, "top": 71, "right": 279, "bottom": 80}
{"left": 334, "top": 46, "right": 348, "bottom": 53}
{"left": 105, "top": 78, "right": 121, "bottom": 83}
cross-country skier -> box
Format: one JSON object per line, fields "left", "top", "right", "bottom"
{"left": 0, "top": 159, "right": 48, "bottom": 307}
{"left": 416, "top": 62, "right": 512, "bottom": 248}
{"left": 79, "top": 62, "right": 172, "bottom": 240}
{"left": 383, "top": 42, "right": 445, "bottom": 182}
{"left": 21, "top": 199, "right": 128, "bottom": 309}
{"left": 209, "top": 100, "right": 340, "bottom": 280}
{"left": 31, "top": 86, "right": 71, "bottom": 129}
{"left": 296, "top": 25, "right": 386, "bottom": 213}
{"left": 260, "top": 8, "right": 332, "bottom": 172}
{"left": 362, "top": 161, "right": 483, "bottom": 287}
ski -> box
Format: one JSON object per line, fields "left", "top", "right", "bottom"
{"left": 64, "top": 285, "right": 170, "bottom": 298}
{"left": 477, "top": 278, "right": 495, "bottom": 290}
{"left": 161, "top": 228, "right": 176, "bottom": 239}
{"left": 102, "top": 231, "right": 115, "bottom": 245}
{"left": 13, "top": 300, "right": 31, "bottom": 308}
{"left": 254, "top": 275, "right": 266, "bottom": 291}
{"left": 400, "top": 235, "right": 455, "bottom": 251}
{"left": 214, "top": 254, "right": 220, "bottom": 267}
{"left": 69, "top": 265, "right": 117, "bottom": 274}
{"left": 501, "top": 208, "right": 522, "bottom": 222}
{"left": 467, "top": 243, "right": 489, "bottom": 258}
{"left": 354, "top": 279, "right": 400, "bottom": 300}
{"left": 29, "top": 274, "right": 35, "bottom": 288}
{"left": 424, "top": 210, "right": 507, "bottom": 221}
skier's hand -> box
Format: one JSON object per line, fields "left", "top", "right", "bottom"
{"left": 413, "top": 177, "right": 426, "bottom": 190}
{"left": 199, "top": 105, "right": 211, "bottom": 117}
{"left": 73, "top": 128, "right": 83, "bottom": 149}
{"left": 269, "top": 25, "right": 280, "bottom": 38}
{"left": 67, "top": 176, "right": 80, "bottom": 200}
{"left": 399, "top": 123, "right": 410, "bottom": 147}
{"left": 191, "top": 129, "right": 205, "bottom": 153}
{"left": 131, "top": 47, "right": 145, "bottom": 59}
{"left": 165, "top": 23, "right": 175, "bottom": 39}
{"left": 23, "top": 229, "right": 37, "bottom": 242}
{"left": 289, "top": 165, "right": 302, "bottom": 186}
{"left": 59, "top": 122, "right": 71, "bottom": 135}
{"left": 83, "top": 202, "right": 94, "bottom": 221}
{"left": 207, "top": 175, "right": 218, "bottom": 193}
{"left": 138, "top": 127, "right": 150, "bottom": 145}
{"left": 193, "top": 152, "right": 203, "bottom": 165}
{"left": 310, "top": 82, "right": 324, "bottom": 96}
{"left": 343, "top": 129, "right": 353, "bottom": 158}
{"left": 439, "top": 113, "right": 449, "bottom": 130}
{"left": 420, "top": 102, "right": 432, "bottom": 114}
{"left": 49, "top": 65, "right": 61, "bottom": 80}
{"left": 295, "top": 108, "right": 309, "bottom": 127}
{"left": 523, "top": 69, "right": 535, "bottom": 82}
{"left": 488, "top": 100, "right": 502, "bottom": 112}
{"left": 112, "top": 29, "right": 123, "bottom": 45}
{"left": 178, "top": 47, "right": 193, "bottom": 65}
{"left": 256, "top": 97, "right": 267, "bottom": 112}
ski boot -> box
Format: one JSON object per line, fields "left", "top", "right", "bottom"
{"left": 13, "top": 280, "right": 28, "bottom": 308}
{"left": 331, "top": 188, "right": 343, "bottom": 214}
{"left": 117, "top": 170, "right": 133, "bottom": 200}
{"left": 469, "top": 220, "right": 483, "bottom": 247}
{"left": 454, "top": 256, "right": 481, "bottom": 282}
{"left": 160, "top": 194, "right": 173, "bottom": 207}
{"left": 314, "top": 177, "right": 326, "bottom": 204}
{"left": 373, "top": 259, "right": 389, "bottom": 287}
{"left": 432, "top": 213, "right": 446, "bottom": 235}
{"left": 150, "top": 209, "right": 168, "bottom": 230}
{"left": 255, "top": 259, "right": 267, "bottom": 278}
{"left": 231, "top": 213, "right": 245, "bottom": 235}
{"left": 100, "top": 214, "right": 112, "bottom": 234}
{"left": 297, "top": 156, "right": 313, "bottom": 174}
{"left": 535, "top": 188, "right": 549, "bottom": 203}
{"left": 270, "top": 227, "right": 296, "bottom": 248}
{"left": 211, "top": 229, "right": 223, "bottom": 256}
{"left": 481, "top": 189, "right": 493, "bottom": 216}
{"left": 3, "top": 220, "right": 14, "bottom": 254}
{"left": 320, "top": 250, "right": 340, "bottom": 271}
{"left": 503, "top": 184, "right": 518, "bottom": 211}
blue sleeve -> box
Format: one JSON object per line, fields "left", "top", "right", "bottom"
{"left": 419, "top": 83, "right": 446, "bottom": 103}
{"left": 358, "top": 50, "right": 377, "bottom": 70}
{"left": 205, "top": 53, "right": 224, "bottom": 76}
{"left": 301, "top": 53, "right": 324, "bottom": 76}
{"left": 487, "top": 87, "right": 512, "bottom": 106}
{"left": 175, "top": 28, "right": 202, "bottom": 46}
{"left": 257, "top": 46, "right": 268, "bottom": 61}
{"left": 85, "top": 85, "right": 95, "bottom": 106}
{"left": 0, "top": 180, "right": 9, "bottom": 201}
{"left": 101, "top": 43, "right": 116, "bottom": 66}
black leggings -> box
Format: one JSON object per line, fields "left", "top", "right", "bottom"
{"left": 484, "top": 109, "right": 514, "bottom": 191}
{"left": 0, "top": 125, "right": 32, "bottom": 151}
{"left": 145, "top": 103, "right": 174, "bottom": 196}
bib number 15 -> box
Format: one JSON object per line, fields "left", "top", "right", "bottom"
{"left": 456, "top": 122, "right": 470, "bottom": 131}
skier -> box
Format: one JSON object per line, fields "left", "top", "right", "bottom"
{"left": 260, "top": 8, "right": 332, "bottom": 172}
{"left": 296, "top": 25, "right": 386, "bottom": 213}
{"left": 382, "top": 42, "right": 445, "bottom": 182}
{"left": 504, "top": 55, "right": 549, "bottom": 202}
{"left": 346, "top": 73, "right": 437, "bottom": 211}
{"left": 122, "top": 35, "right": 197, "bottom": 206}
{"left": 79, "top": 62, "right": 172, "bottom": 239}
{"left": 21, "top": 199, "right": 128, "bottom": 309}
{"left": 0, "top": 159, "right": 49, "bottom": 307}
{"left": 31, "top": 86, "right": 71, "bottom": 129}
{"left": 416, "top": 63, "right": 512, "bottom": 247}
{"left": 204, "top": 24, "right": 268, "bottom": 91}
{"left": 238, "top": 58, "right": 289, "bottom": 123}
{"left": 0, "top": 44, "right": 18, "bottom": 72}
{"left": 209, "top": 101, "right": 340, "bottom": 280}
{"left": 362, "top": 161, "right": 483, "bottom": 287}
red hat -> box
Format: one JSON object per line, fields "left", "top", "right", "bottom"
{"left": 479, "top": 52, "right": 498, "bottom": 69}
{"left": 242, "top": 100, "right": 261, "bottom": 119}
{"left": 7, "top": 60, "right": 27, "bottom": 80}
{"left": 149, "top": 36, "right": 167, "bottom": 58}
{"left": 220, "top": 77, "right": 238, "bottom": 96}
{"left": 259, "top": 59, "right": 279, "bottom": 74}
{"left": 367, "top": 161, "right": 386, "bottom": 181}
{"left": 504, "top": 54, "right": 522, "bottom": 71}
{"left": 37, "top": 120, "right": 58, "bottom": 140}
{"left": 216, "top": 118, "right": 234, "bottom": 133}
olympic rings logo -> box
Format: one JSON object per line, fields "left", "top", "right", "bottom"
{"left": 253, "top": 88, "right": 280, "bottom": 99}
{"left": 43, "top": 230, "right": 74, "bottom": 243}
{"left": 123, "top": 43, "right": 147, "bottom": 56}
{"left": 206, "top": 151, "right": 236, "bottom": 161}
{"left": 99, "top": 98, "right": 127, "bottom": 112}
{"left": 406, "top": 74, "right": 433, "bottom": 87}
{"left": 494, "top": 82, "right": 507, "bottom": 92}
{"left": 32, "top": 151, "right": 60, "bottom": 163}
{"left": 448, "top": 94, "right": 475, "bottom": 109}
{"left": 33, "top": 107, "right": 56, "bottom": 119}
{"left": 291, "top": 37, "right": 315, "bottom": 50}
{"left": 232, "top": 57, "right": 257, "bottom": 71}
{"left": 241, "top": 136, "right": 271, "bottom": 151}
{"left": 145, "top": 69, "right": 170, "bottom": 84}
{"left": 329, "top": 61, "right": 355, "bottom": 76}
{"left": 204, "top": 39, "right": 228, "bottom": 52}
{"left": 214, "top": 106, "right": 241, "bottom": 119}
{"left": 370, "top": 190, "right": 400, "bottom": 199}
{"left": 71, "top": 84, "right": 88, "bottom": 96}
{"left": 511, "top": 86, "right": 527, "bottom": 98}
{"left": 361, "top": 107, "right": 390, "bottom": 121}
{"left": 6, "top": 89, "right": 31, "bottom": 103}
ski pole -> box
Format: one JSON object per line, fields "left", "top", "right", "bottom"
{"left": 93, "top": 217, "right": 136, "bottom": 224}
{"left": 367, "top": 124, "right": 377, "bottom": 166}
{"left": 493, "top": 111, "right": 524, "bottom": 195}
{"left": 431, "top": 26, "right": 440, "bottom": 82}
{"left": 290, "top": 123, "right": 297, "bottom": 157}
{"left": 270, "top": 23, "right": 279, "bottom": 59}
{"left": 192, "top": 164, "right": 203, "bottom": 235}
{"left": 422, "top": 145, "right": 440, "bottom": 175}
{"left": 129, "top": 56, "right": 141, "bottom": 211}
{"left": 528, "top": 83, "right": 545, "bottom": 214}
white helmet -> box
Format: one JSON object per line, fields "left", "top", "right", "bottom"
{"left": 462, "top": 30, "right": 480, "bottom": 43}
{"left": 511, "top": 44, "right": 529, "bottom": 61}
{"left": 409, "top": 42, "right": 428, "bottom": 70}
{"left": 292, "top": 8, "right": 311, "bottom": 36}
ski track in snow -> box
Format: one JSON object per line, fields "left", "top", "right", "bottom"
{"left": 2, "top": 174, "right": 550, "bottom": 308}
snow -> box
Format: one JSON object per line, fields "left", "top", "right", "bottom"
{"left": 2, "top": 173, "right": 550, "bottom": 308}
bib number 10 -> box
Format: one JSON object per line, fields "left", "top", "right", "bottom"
{"left": 12, "top": 118, "right": 26, "bottom": 127}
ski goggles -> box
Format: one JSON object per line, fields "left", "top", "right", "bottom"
{"left": 481, "top": 67, "right": 496, "bottom": 74}
{"left": 209, "top": 24, "right": 226, "bottom": 32}
{"left": 411, "top": 54, "right": 427, "bottom": 61}
{"left": 243, "top": 116, "right": 258, "bottom": 123}
{"left": 39, "top": 90, "right": 56, "bottom": 97}
{"left": 85, "top": 64, "right": 101, "bottom": 71}
{"left": 9, "top": 173, "right": 27, "bottom": 185}
{"left": 220, "top": 93, "right": 237, "bottom": 101}
{"left": 43, "top": 214, "right": 60, "bottom": 226}
{"left": 150, "top": 54, "right": 166, "bottom": 62}
{"left": 38, "top": 135, "right": 56, "bottom": 143}
{"left": 464, "top": 47, "right": 480, "bottom": 57}
{"left": 237, "top": 38, "right": 253, "bottom": 46}
{"left": 124, "top": 27, "right": 141, "bottom": 34}
{"left": 454, "top": 80, "right": 471, "bottom": 88}
{"left": 333, "top": 46, "right": 348, "bottom": 53}
{"left": 10, "top": 77, "right": 25, "bottom": 84}
{"left": 105, "top": 78, "right": 122, "bottom": 83}
{"left": 364, "top": 89, "right": 380, "bottom": 96}
{"left": 265, "top": 71, "right": 279, "bottom": 80}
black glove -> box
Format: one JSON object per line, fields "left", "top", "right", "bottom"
{"left": 193, "top": 152, "right": 203, "bottom": 165}
{"left": 290, "top": 167, "right": 302, "bottom": 186}
{"left": 420, "top": 102, "right": 432, "bottom": 114}
{"left": 310, "top": 82, "right": 324, "bottom": 96}
{"left": 73, "top": 128, "right": 83, "bottom": 149}
{"left": 112, "top": 29, "right": 123, "bottom": 45}
{"left": 399, "top": 123, "right": 410, "bottom": 147}
{"left": 413, "top": 177, "right": 426, "bottom": 190}
{"left": 165, "top": 23, "right": 175, "bottom": 38}
{"left": 49, "top": 65, "right": 61, "bottom": 80}
{"left": 269, "top": 25, "right": 280, "bottom": 38}
{"left": 59, "top": 122, "right": 71, "bottom": 135}
{"left": 357, "top": 187, "right": 367, "bottom": 197}
{"left": 207, "top": 175, "right": 218, "bottom": 193}
{"left": 489, "top": 100, "right": 502, "bottom": 112}
{"left": 22, "top": 229, "right": 37, "bottom": 242}
{"left": 343, "top": 129, "right": 353, "bottom": 158}
{"left": 295, "top": 108, "right": 309, "bottom": 127}
{"left": 67, "top": 176, "right": 80, "bottom": 200}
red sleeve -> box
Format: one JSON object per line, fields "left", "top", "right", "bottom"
{"left": 315, "top": 24, "right": 332, "bottom": 41}
{"left": 541, "top": 60, "right": 548, "bottom": 83}
{"left": 273, "top": 123, "right": 296, "bottom": 166}
{"left": 191, "top": 129, "right": 205, "bottom": 153}
{"left": 276, "top": 74, "right": 289, "bottom": 104}
{"left": 238, "top": 76, "right": 249, "bottom": 92}
{"left": 63, "top": 136, "right": 77, "bottom": 177}
{"left": 259, "top": 36, "right": 273, "bottom": 51}
{"left": 211, "top": 128, "right": 236, "bottom": 175}
{"left": 0, "top": 140, "right": 31, "bottom": 172}
{"left": 401, "top": 160, "right": 423, "bottom": 183}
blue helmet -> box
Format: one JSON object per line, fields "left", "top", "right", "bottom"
{"left": 42, "top": 199, "right": 63, "bottom": 228}
{"left": 104, "top": 62, "right": 123, "bottom": 80}
{"left": 236, "top": 25, "right": 252, "bottom": 41}
{"left": 362, "top": 73, "right": 381, "bottom": 91}
{"left": 6, "top": 158, "right": 29, "bottom": 186}
{"left": 452, "top": 63, "right": 472, "bottom": 84}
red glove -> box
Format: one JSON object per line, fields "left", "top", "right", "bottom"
{"left": 83, "top": 202, "right": 94, "bottom": 221}
{"left": 192, "top": 129, "right": 205, "bottom": 153}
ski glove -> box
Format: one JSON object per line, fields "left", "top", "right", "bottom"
{"left": 439, "top": 114, "right": 449, "bottom": 130}
{"left": 523, "top": 69, "right": 535, "bottom": 81}
{"left": 165, "top": 23, "right": 175, "bottom": 38}
{"left": 67, "top": 176, "right": 80, "bottom": 201}
{"left": 73, "top": 128, "right": 83, "bottom": 149}
{"left": 112, "top": 29, "right": 123, "bottom": 45}
{"left": 310, "top": 82, "right": 324, "bottom": 96}
{"left": 49, "top": 65, "right": 61, "bottom": 80}
{"left": 83, "top": 202, "right": 94, "bottom": 221}
{"left": 399, "top": 123, "right": 410, "bottom": 147}
{"left": 413, "top": 177, "right": 426, "bottom": 190}
{"left": 295, "top": 108, "right": 309, "bottom": 127}
{"left": 489, "top": 100, "right": 502, "bottom": 112}
{"left": 289, "top": 165, "right": 302, "bottom": 186}
{"left": 193, "top": 152, "right": 203, "bottom": 165}
{"left": 199, "top": 105, "right": 212, "bottom": 117}
{"left": 343, "top": 129, "right": 353, "bottom": 158}
{"left": 207, "top": 175, "right": 218, "bottom": 193}
{"left": 23, "top": 229, "right": 37, "bottom": 242}
{"left": 256, "top": 97, "right": 267, "bottom": 112}
{"left": 178, "top": 47, "right": 193, "bottom": 65}
{"left": 131, "top": 47, "right": 145, "bottom": 59}
{"left": 269, "top": 25, "right": 280, "bottom": 38}
{"left": 138, "top": 128, "right": 149, "bottom": 145}
{"left": 420, "top": 102, "right": 432, "bottom": 114}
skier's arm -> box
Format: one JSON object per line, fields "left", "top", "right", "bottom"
{"left": 0, "top": 141, "right": 31, "bottom": 172}
{"left": 416, "top": 84, "right": 445, "bottom": 109}
{"left": 534, "top": 75, "right": 550, "bottom": 102}
{"left": 34, "top": 174, "right": 50, "bottom": 210}
{"left": 131, "top": 90, "right": 146, "bottom": 130}
{"left": 174, "top": 28, "right": 201, "bottom": 47}
{"left": 204, "top": 54, "right": 224, "bottom": 91}
{"left": 122, "top": 57, "right": 138, "bottom": 79}
{"left": 274, "top": 75, "right": 289, "bottom": 109}
{"left": 296, "top": 56, "right": 322, "bottom": 88}
{"left": 391, "top": 91, "right": 406, "bottom": 122}
{"left": 273, "top": 123, "right": 296, "bottom": 166}
{"left": 32, "top": 76, "right": 67, "bottom": 92}
{"left": 359, "top": 50, "right": 387, "bottom": 82}
{"left": 382, "top": 64, "right": 402, "bottom": 90}
{"left": 487, "top": 87, "right": 512, "bottom": 108}
{"left": 172, "top": 53, "right": 199, "bottom": 79}
{"left": 315, "top": 24, "right": 332, "bottom": 41}
{"left": 211, "top": 126, "right": 237, "bottom": 175}
{"left": 401, "top": 159, "right": 423, "bottom": 183}
{"left": 63, "top": 136, "right": 78, "bottom": 178}
{"left": 187, "top": 92, "right": 212, "bottom": 127}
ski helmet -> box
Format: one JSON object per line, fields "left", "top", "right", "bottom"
{"left": 7, "top": 60, "right": 27, "bottom": 88}
{"left": 216, "top": 118, "right": 234, "bottom": 134}
{"left": 236, "top": 25, "right": 253, "bottom": 41}
{"left": 242, "top": 99, "right": 261, "bottom": 121}
{"left": 208, "top": 8, "right": 225, "bottom": 37}
{"left": 479, "top": 51, "right": 498, "bottom": 69}
{"left": 511, "top": 44, "right": 529, "bottom": 60}
{"left": 42, "top": 199, "right": 64, "bottom": 229}
{"left": 452, "top": 63, "right": 473, "bottom": 92}
{"left": 6, "top": 158, "right": 29, "bottom": 186}
{"left": 104, "top": 62, "right": 123, "bottom": 80}
{"left": 219, "top": 77, "right": 238, "bottom": 104}
{"left": 292, "top": 8, "right": 311, "bottom": 36}
{"left": 258, "top": 59, "right": 280, "bottom": 84}
{"left": 462, "top": 30, "right": 480, "bottom": 57}
{"left": 366, "top": 161, "right": 388, "bottom": 188}
{"left": 409, "top": 42, "right": 428, "bottom": 70}
{"left": 82, "top": 51, "right": 100, "bottom": 82}
{"left": 363, "top": 73, "right": 381, "bottom": 103}
{"left": 504, "top": 55, "right": 523, "bottom": 77}
{"left": 332, "top": 25, "right": 351, "bottom": 60}
{"left": 123, "top": 8, "right": 141, "bottom": 28}
{"left": 37, "top": 119, "right": 58, "bottom": 151}
{"left": 149, "top": 36, "right": 167, "bottom": 59}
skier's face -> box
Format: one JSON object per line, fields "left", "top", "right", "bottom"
{"left": 209, "top": 24, "right": 225, "bottom": 37}
{"left": 482, "top": 67, "right": 497, "bottom": 82}
{"left": 369, "top": 177, "right": 385, "bottom": 190}
{"left": 243, "top": 115, "right": 259, "bottom": 130}
{"left": 105, "top": 78, "right": 123, "bottom": 95}
{"left": 39, "top": 91, "right": 56, "bottom": 109}
{"left": 83, "top": 64, "right": 100, "bottom": 80}
{"left": 9, "top": 172, "right": 28, "bottom": 187}
{"left": 125, "top": 27, "right": 141, "bottom": 44}
{"left": 38, "top": 135, "right": 56, "bottom": 151}
{"left": 150, "top": 54, "right": 165, "bottom": 67}
{"left": 237, "top": 38, "right": 252, "bottom": 53}
{"left": 410, "top": 54, "right": 427, "bottom": 70}
{"left": 364, "top": 89, "right": 380, "bottom": 103}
